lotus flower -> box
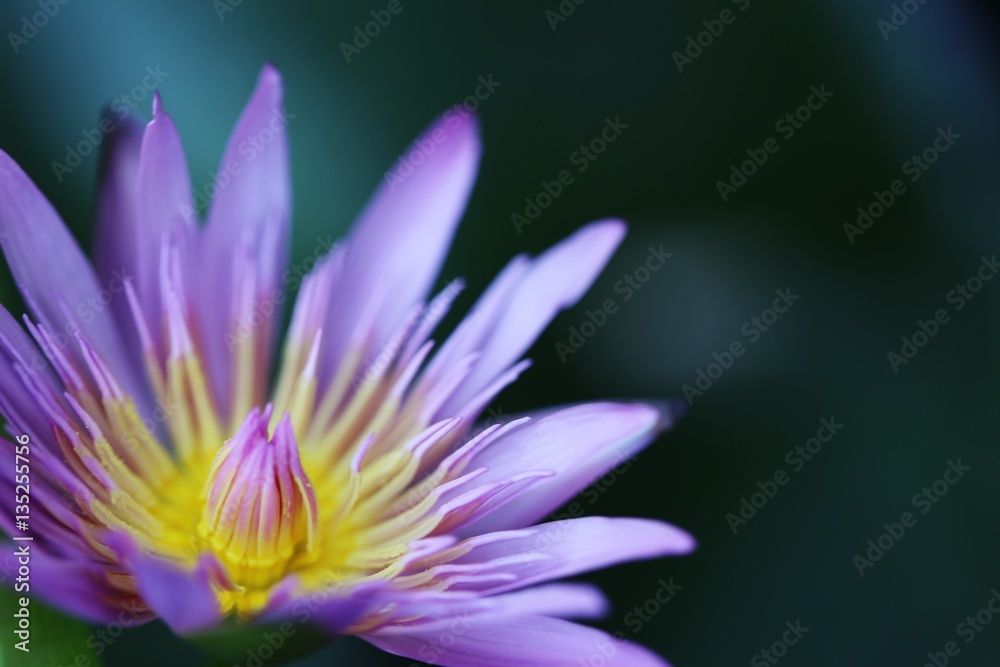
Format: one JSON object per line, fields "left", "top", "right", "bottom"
{"left": 0, "top": 65, "right": 694, "bottom": 666}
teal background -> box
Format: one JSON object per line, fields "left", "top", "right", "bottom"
{"left": 1, "top": 0, "right": 999, "bottom": 665}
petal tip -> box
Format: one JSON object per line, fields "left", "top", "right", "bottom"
{"left": 624, "top": 518, "right": 697, "bottom": 557}
{"left": 260, "top": 61, "right": 282, "bottom": 82}
{"left": 652, "top": 398, "right": 687, "bottom": 432}
{"left": 256, "top": 62, "right": 285, "bottom": 100}
{"left": 587, "top": 217, "right": 628, "bottom": 246}
{"left": 668, "top": 525, "right": 698, "bottom": 555}
{"left": 428, "top": 108, "right": 482, "bottom": 162}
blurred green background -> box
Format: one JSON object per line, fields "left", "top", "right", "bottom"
{"left": 1, "top": 0, "right": 999, "bottom": 665}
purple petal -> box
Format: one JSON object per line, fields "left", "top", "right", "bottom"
{"left": 431, "top": 469, "right": 554, "bottom": 535}
{"left": 0, "top": 150, "right": 149, "bottom": 410}
{"left": 0, "top": 439, "right": 91, "bottom": 559}
{"left": 95, "top": 111, "right": 145, "bottom": 364}
{"left": 255, "top": 580, "right": 374, "bottom": 633}
{"left": 447, "top": 517, "right": 694, "bottom": 596}
{"left": 95, "top": 111, "right": 143, "bottom": 282}
{"left": 434, "top": 220, "right": 625, "bottom": 419}
{"left": 258, "top": 580, "right": 474, "bottom": 635}
{"left": 109, "top": 534, "right": 223, "bottom": 635}
{"left": 456, "top": 401, "right": 678, "bottom": 535}
{"left": 484, "top": 583, "right": 610, "bottom": 619}
{"left": 199, "top": 64, "right": 291, "bottom": 407}
{"left": 133, "top": 94, "right": 197, "bottom": 352}
{"left": 364, "top": 614, "right": 671, "bottom": 667}
{"left": 422, "top": 255, "right": 529, "bottom": 385}
{"left": 320, "top": 112, "right": 481, "bottom": 385}
{"left": 0, "top": 305, "right": 61, "bottom": 442}
{"left": 0, "top": 544, "right": 140, "bottom": 625}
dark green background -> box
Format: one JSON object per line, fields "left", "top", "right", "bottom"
{"left": 1, "top": 0, "right": 998, "bottom": 665}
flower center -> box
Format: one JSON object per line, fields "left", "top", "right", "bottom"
{"left": 198, "top": 408, "right": 318, "bottom": 589}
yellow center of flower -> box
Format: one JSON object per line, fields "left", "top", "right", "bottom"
{"left": 196, "top": 412, "right": 319, "bottom": 590}
{"left": 52, "top": 274, "right": 474, "bottom": 622}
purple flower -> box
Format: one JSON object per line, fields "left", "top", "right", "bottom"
{"left": 0, "top": 65, "right": 694, "bottom": 666}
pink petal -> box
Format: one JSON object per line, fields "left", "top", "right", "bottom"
{"left": 256, "top": 579, "right": 390, "bottom": 633}
{"left": 0, "top": 305, "right": 61, "bottom": 442}
{"left": 448, "top": 517, "right": 694, "bottom": 596}
{"left": 95, "top": 111, "right": 145, "bottom": 365}
{"left": 456, "top": 401, "right": 678, "bottom": 535}
{"left": 0, "top": 544, "right": 141, "bottom": 625}
{"left": 434, "top": 220, "right": 625, "bottom": 419}
{"left": 0, "top": 150, "right": 149, "bottom": 409}
{"left": 421, "top": 255, "right": 530, "bottom": 387}
{"left": 483, "top": 583, "right": 610, "bottom": 619}
{"left": 320, "top": 112, "right": 481, "bottom": 385}
{"left": 199, "top": 64, "right": 291, "bottom": 405}
{"left": 133, "top": 94, "right": 197, "bottom": 352}
{"left": 109, "top": 534, "right": 223, "bottom": 635}
{"left": 364, "top": 614, "right": 671, "bottom": 667}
